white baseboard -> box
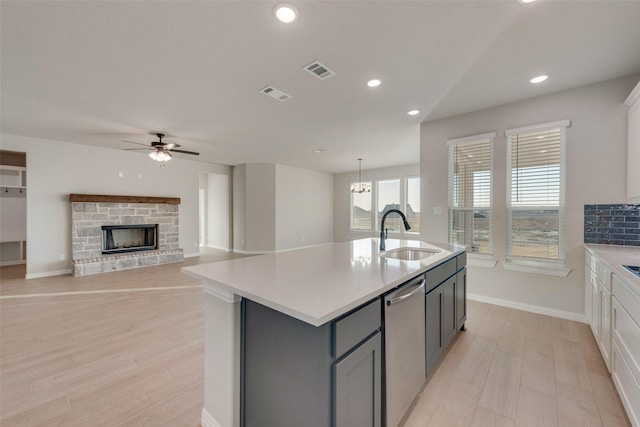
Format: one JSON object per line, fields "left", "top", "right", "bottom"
{"left": 201, "top": 408, "right": 222, "bottom": 427}
{"left": 467, "top": 292, "right": 586, "bottom": 323}
{"left": 25, "top": 269, "right": 72, "bottom": 280}
{"left": 183, "top": 252, "right": 200, "bottom": 258}
{"left": 0, "top": 259, "right": 26, "bottom": 267}
{"left": 231, "top": 248, "right": 268, "bottom": 255}
{"left": 233, "top": 242, "right": 332, "bottom": 255}
{"left": 203, "top": 244, "right": 231, "bottom": 252}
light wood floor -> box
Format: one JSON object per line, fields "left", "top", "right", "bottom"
{"left": 1, "top": 252, "right": 631, "bottom": 426}
{"left": 402, "top": 303, "right": 631, "bottom": 427}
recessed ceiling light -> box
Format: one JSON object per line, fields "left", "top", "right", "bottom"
{"left": 274, "top": 4, "right": 298, "bottom": 23}
{"left": 367, "top": 79, "right": 382, "bottom": 88}
{"left": 407, "top": 109, "right": 420, "bottom": 116}
{"left": 517, "top": 0, "right": 536, "bottom": 3}
{"left": 314, "top": 148, "right": 329, "bottom": 153}
{"left": 530, "top": 74, "right": 548, "bottom": 84}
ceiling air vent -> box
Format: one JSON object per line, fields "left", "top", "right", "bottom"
{"left": 260, "top": 86, "right": 292, "bottom": 101}
{"left": 304, "top": 61, "right": 335, "bottom": 80}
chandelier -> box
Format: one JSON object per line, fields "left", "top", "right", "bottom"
{"left": 350, "top": 158, "right": 371, "bottom": 193}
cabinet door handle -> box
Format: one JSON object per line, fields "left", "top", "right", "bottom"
{"left": 386, "top": 279, "right": 425, "bottom": 306}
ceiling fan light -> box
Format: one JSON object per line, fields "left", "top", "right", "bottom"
{"left": 149, "top": 149, "right": 172, "bottom": 162}
{"left": 159, "top": 150, "right": 172, "bottom": 162}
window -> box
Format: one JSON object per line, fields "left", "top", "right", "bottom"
{"left": 506, "top": 120, "right": 569, "bottom": 261}
{"left": 448, "top": 133, "right": 494, "bottom": 255}
{"left": 349, "top": 176, "right": 419, "bottom": 234}
{"left": 377, "top": 179, "right": 401, "bottom": 231}
{"left": 350, "top": 182, "right": 372, "bottom": 231}
{"left": 406, "top": 177, "right": 420, "bottom": 233}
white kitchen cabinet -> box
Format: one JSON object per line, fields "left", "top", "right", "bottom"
{"left": 625, "top": 81, "right": 640, "bottom": 203}
{"left": 585, "top": 251, "right": 595, "bottom": 333}
{"left": 584, "top": 249, "right": 612, "bottom": 371}
{"left": 598, "top": 260, "right": 613, "bottom": 370}
{"left": 612, "top": 274, "right": 640, "bottom": 427}
{"left": 585, "top": 245, "right": 640, "bottom": 427}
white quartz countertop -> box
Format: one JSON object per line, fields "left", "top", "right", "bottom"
{"left": 182, "top": 238, "right": 465, "bottom": 326}
{"left": 584, "top": 244, "right": 640, "bottom": 294}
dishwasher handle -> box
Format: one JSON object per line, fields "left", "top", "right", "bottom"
{"left": 386, "top": 278, "right": 426, "bottom": 306}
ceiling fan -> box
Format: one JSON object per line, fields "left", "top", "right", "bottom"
{"left": 123, "top": 133, "right": 200, "bottom": 162}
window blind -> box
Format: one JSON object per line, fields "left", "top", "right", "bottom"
{"left": 510, "top": 129, "right": 561, "bottom": 207}
{"left": 506, "top": 120, "right": 568, "bottom": 261}
{"left": 448, "top": 133, "right": 494, "bottom": 255}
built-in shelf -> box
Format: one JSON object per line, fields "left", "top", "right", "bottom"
{"left": 69, "top": 194, "right": 181, "bottom": 204}
{"left": 0, "top": 165, "right": 27, "bottom": 188}
{"left": 1, "top": 157, "right": 27, "bottom": 265}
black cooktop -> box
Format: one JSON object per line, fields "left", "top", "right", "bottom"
{"left": 623, "top": 265, "right": 640, "bottom": 278}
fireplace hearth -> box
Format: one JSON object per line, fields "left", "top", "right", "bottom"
{"left": 70, "top": 194, "right": 184, "bottom": 276}
{"left": 102, "top": 224, "right": 158, "bottom": 254}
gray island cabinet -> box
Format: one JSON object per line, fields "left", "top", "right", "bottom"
{"left": 243, "top": 297, "right": 383, "bottom": 427}
{"left": 181, "top": 238, "right": 466, "bottom": 427}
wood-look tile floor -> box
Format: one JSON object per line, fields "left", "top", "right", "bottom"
{"left": 1, "top": 252, "right": 631, "bottom": 427}
{"left": 402, "top": 302, "right": 631, "bottom": 427}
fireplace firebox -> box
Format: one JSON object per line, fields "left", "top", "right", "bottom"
{"left": 102, "top": 224, "right": 158, "bottom": 255}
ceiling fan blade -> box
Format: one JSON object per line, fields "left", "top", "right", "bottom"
{"left": 122, "top": 140, "right": 150, "bottom": 147}
{"left": 123, "top": 147, "right": 152, "bottom": 151}
{"left": 169, "top": 149, "right": 200, "bottom": 156}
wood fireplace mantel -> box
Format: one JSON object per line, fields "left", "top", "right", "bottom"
{"left": 69, "top": 194, "right": 180, "bottom": 205}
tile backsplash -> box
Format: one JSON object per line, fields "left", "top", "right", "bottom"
{"left": 584, "top": 204, "right": 640, "bottom": 246}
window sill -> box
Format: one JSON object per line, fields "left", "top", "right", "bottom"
{"left": 503, "top": 260, "right": 571, "bottom": 277}
{"left": 467, "top": 253, "right": 498, "bottom": 268}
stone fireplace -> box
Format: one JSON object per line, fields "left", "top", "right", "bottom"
{"left": 70, "top": 194, "right": 184, "bottom": 276}
{"left": 102, "top": 224, "right": 158, "bottom": 254}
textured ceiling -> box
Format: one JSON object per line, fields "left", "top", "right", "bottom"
{"left": 2, "top": 1, "right": 640, "bottom": 173}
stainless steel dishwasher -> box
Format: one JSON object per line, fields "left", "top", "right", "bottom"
{"left": 384, "top": 274, "right": 426, "bottom": 427}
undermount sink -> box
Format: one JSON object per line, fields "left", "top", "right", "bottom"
{"left": 379, "top": 247, "right": 440, "bottom": 261}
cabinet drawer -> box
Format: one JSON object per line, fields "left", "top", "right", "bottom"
{"left": 611, "top": 340, "right": 640, "bottom": 427}
{"left": 597, "top": 259, "right": 612, "bottom": 291}
{"left": 585, "top": 249, "right": 594, "bottom": 271}
{"left": 425, "top": 258, "right": 456, "bottom": 293}
{"left": 612, "top": 297, "right": 640, "bottom": 384}
{"left": 613, "top": 274, "right": 640, "bottom": 326}
{"left": 333, "top": 298, "right": 381, "bottom": 359}
{"left": 456, "top": 252, "right": 467, "bottom": 271}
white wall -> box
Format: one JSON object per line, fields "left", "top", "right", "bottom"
{"left": 232, "top": 164, "right": 247, "bottom": 252}
{"left": 420, "top": 75, "right": 639, "bottom": 319}
{"left": 206, "top": 172, "right": 230, "bottom": 251}
{"left": 275, "top": 164, "right": 334, "bottom": 251}
{"left": 1, "top": 133, "right": 231, "bottom": 278}
{"left": 333, "top": 163, "right": 420, "bottom": 242}
{"left": 233, "top": 163, "right": 334, "bottom": 253}
{"left": 245, "top": 164, "right": 276, "bottom": 252}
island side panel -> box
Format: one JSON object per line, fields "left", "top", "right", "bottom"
{"left": 242, "top": 299, "right": 333, "bottom": 427}
{"left": 203, "top": 291, "right": 241, "bottom": 427}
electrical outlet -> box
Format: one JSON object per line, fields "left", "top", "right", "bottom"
{"left": 138, "top": 173, "right": 143, "bottom": 180}
{"left": 118, "top": 171, "right": 124, "bottom": 178}
{"left": 59, "top": 254, "right": 66, "bottom": 261}
{"left": 433, "top": 207, "right": 443, "bottom": 215}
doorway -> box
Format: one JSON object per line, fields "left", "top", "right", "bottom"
{"left": 198, "top": 172, "right": 230, "bottom": 252}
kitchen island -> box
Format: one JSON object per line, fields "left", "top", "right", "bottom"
{"left": 182, "top": 238, "right": 466, "bottom": 427}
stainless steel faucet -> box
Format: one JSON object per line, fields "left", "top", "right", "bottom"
{"left": 379, "top": 209, "right": 411, "bottom": 251}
